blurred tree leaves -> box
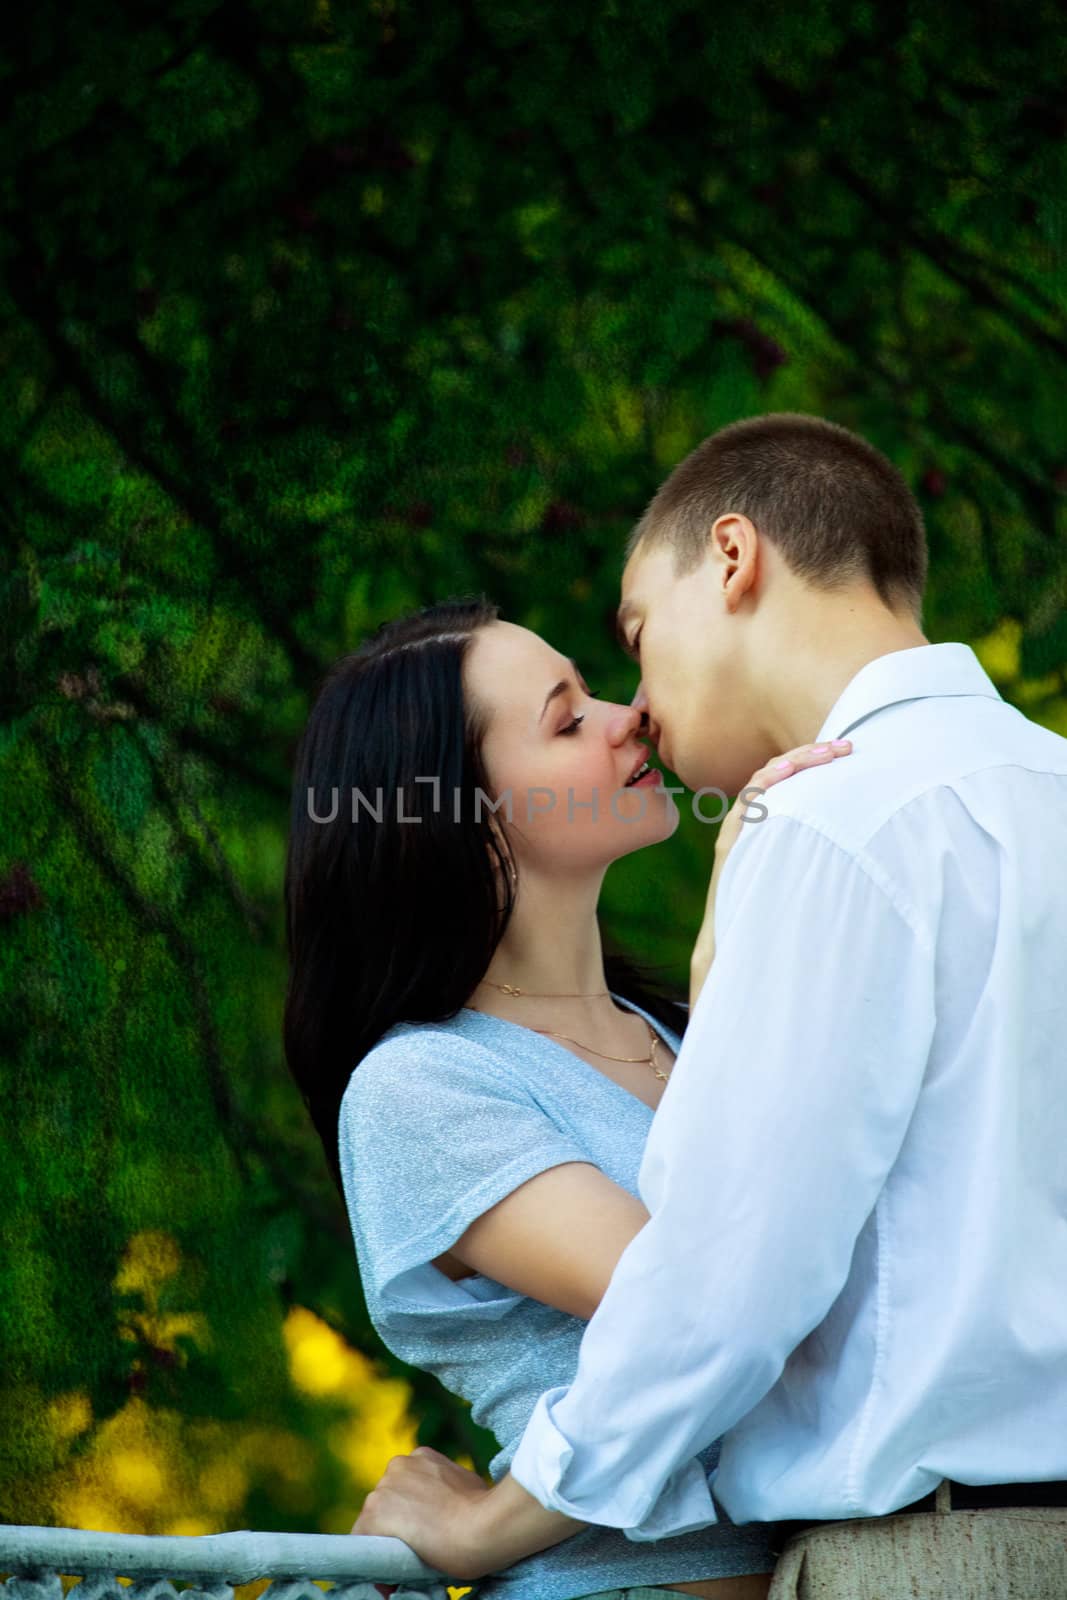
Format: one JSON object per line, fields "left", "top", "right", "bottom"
{"left": 2, "top": 0, "right": 1065, "bottom": 1529}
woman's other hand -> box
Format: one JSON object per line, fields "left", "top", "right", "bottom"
{"left": 351, "top": 1446, "right": 496, "bottom": 1580}
{"left": 351, "top": 1446, "right": 582, "bottom": 1581}
{"left": 689, "top": 739, "right": 853, "bottom": 1009}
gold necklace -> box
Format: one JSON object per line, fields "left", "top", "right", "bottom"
{"left": 479, "top": 978, "right": 611, "bottom": 999}
{"left": 474, "top": 977, "right": 671, "bottom": 1083}
{"left": 530, "top": 1019, "right": 670, "bottom": 1083}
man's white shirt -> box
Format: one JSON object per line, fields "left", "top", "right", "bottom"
{"left": 509, "top": 641, "right": 1067, "bottom": 1536}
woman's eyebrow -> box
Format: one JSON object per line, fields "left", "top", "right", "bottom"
{"left": 538, "top": 658, "right": 586, "bottom": 723}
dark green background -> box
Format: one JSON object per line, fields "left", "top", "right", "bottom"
{"left": 2, "top": 0, "right": 1065, "bottom": 1534}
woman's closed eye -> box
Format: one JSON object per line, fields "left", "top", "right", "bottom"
{"left": 560, "top": 689, "right": 602, "bottom": 734}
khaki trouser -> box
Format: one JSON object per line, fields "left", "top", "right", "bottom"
{"left": 767, "top": 1503, "right": 1067, "bottom": 1599}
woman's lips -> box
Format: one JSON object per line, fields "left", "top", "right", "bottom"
{"left": 624, "top": 767, "right": 660, "bottom": 789}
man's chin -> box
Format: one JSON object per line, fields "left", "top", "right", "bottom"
{"left": 671, "top": 754, "right": 735, "bottom": 796}
{"left": 679, "top": 745, "right": 769, "bottom": 800}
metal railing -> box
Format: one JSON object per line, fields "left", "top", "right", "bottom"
{"left": 0, "top": 1525, "right": 450, "bottom": 1600}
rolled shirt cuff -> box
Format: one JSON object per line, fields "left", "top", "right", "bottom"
{"left": 508, "top": 1386, "right": 720, "bottom": 1542}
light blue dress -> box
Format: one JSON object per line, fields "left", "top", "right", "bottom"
{"left": 338, "top": 995, "right": 778, "bottom": 1599}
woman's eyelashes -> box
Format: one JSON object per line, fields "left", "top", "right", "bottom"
{"left": 559, "top": 689, "right": 602, "bottom": 735}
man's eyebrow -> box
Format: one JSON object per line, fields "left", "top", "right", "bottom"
{"left": 538, "top": 657, "right": 587, "bottom": 724}
{"left": 615, "top": 599, "right": 639, "bottom": 654}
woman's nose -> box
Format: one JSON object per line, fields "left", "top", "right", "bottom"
{"left": 606, "top": 699, "right": 646, "bottom": 743}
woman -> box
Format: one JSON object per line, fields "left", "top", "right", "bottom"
{"left": 283, "top": 597, "right": 850, "bottom": 1600}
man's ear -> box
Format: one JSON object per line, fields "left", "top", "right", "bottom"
{"left": 709, "top": 513, "right": 759, "bottom": 609}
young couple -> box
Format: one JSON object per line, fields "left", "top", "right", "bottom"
{"left": 284, "top": 413, "right": 1067, "bottom": 1600}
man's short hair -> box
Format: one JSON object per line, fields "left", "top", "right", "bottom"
{"left": 626, "top": 413, "right": 928, "bottom": 617}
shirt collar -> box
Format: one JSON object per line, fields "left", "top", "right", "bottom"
{"left": 815, "top": 642, "right": 1004, "bottom": 743}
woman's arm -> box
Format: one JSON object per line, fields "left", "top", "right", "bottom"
{"left": 356, "top": 1163, "right": 647, "bottom": 1578}
{"left": 689, "top": 739, "right": 854, "bottom": 1009}
{"left": 447, "top": 1160, "right": 650, "bottom": 1320}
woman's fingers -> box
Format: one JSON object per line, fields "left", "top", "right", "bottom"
{"left": 751, "top": 738, "right": 852, "bottom": 789}
{"left": 713, "top": 739, "right": 853, "bottom": 863}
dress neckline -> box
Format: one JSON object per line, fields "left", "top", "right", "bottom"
{"left": 457, "top": 992, "right": 681, "bottom": 1112}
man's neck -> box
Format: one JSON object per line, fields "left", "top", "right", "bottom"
{"left": 755, "top": 602, "right": 930, "bottom": 752}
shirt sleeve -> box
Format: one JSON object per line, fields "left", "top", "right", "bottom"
{"left": 338, "top": 1029, "right": 592, "bottom": 1312}
{"left": 508, "top": 814, "right": 937, "bottom": 1538}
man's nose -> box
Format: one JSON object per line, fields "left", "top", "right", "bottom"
{"left": 630, "top": 682, "right": 651, "bottom": 730}
{"left": 629, "top": 682, "right": 659, "bottom": 746}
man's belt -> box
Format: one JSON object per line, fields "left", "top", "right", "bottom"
{"left": 771, "top": 1479, "right": 1067, "bottom": 1553}
{"left": 900, "top": 1477, "right": 1067, "bottom": 1513}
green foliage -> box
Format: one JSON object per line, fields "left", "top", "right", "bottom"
{"left": 2, "top": 0, "right": 1065, "bottom": 1530}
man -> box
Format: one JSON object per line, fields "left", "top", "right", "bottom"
{"left": 355, "top": 413, "right": 1067, "bottom": 1596}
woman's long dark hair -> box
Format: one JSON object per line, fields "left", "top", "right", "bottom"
{"left": 284, "top": 596, "right": 687, "bottom": 1199}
